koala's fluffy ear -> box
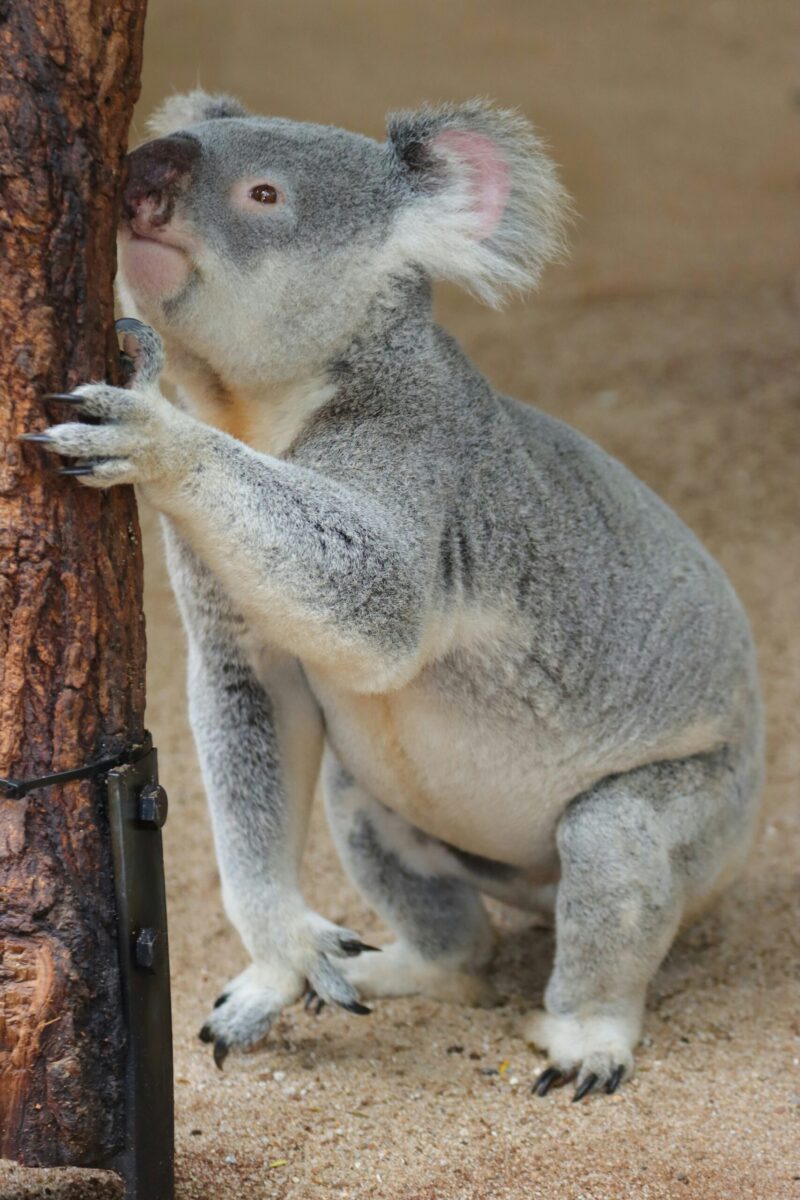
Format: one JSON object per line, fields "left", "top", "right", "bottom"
{"left": 387, "top": 100, "right": 570, "bottom": 305}
{"left": 147, "top": 89, "right": 249, "bottom": 138}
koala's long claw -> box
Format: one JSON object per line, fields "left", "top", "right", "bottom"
{"left": 115, "top": 317, "right": 150, "bottom": 335}
{"left": 337, "top": 998, "right": 371, "bottom": 1016}
{"left": 18, "top": 432, "right": 54, "bottom": 444}
{"left": 198, "top": 1023, "right": 214, "bottom": 1044}
{"left": 533, "top": 1066, "right": 563, "bottom": 1096}
{"left": 213, "top": 992, "right": 229, "bottom": 1009}
{"left": 213, "top": 1038, "right": 230, "bottom": 1070}
{"left": 339, "top": 938, "right": 381, "bottom": 956}
{"left": 43, "top": 392, "right": 85, "bottom": 404}
{"left": 605, "top": 1065, "right": 625, "bottom": 1094}
{"left": 115, "top": 317, "right": 165, "bottom": 385}
{"left": 572, "top": 1073, "right": 599, "bottom": 1102}
{"left": 59, "top": 464, "right": 96, "bottom": 477}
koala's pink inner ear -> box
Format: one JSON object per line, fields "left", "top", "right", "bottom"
{"left": 432, "top": 130, "right": 512, "bottom": 238}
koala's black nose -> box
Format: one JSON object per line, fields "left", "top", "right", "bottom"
{"left": 123, "top": 134, "right": 200, "bottom": 227}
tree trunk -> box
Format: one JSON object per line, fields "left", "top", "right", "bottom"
{"left": 0, "top": 0, "right": 148, "bottom": 1167}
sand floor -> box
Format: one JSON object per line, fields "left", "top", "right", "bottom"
{"left": 5, "top": 2, "right": 800, "bottom": 1197}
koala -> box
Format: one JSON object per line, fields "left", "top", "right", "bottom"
{"left": 25, "top": 90, "right": 763, "bottom": 1101}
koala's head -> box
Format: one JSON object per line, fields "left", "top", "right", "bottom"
{"left": 118, "top": 90, "right": 569, "bottom": 385}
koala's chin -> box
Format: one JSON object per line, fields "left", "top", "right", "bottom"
{"left": 118, "top": 228, "right": 191, "bottom": 303}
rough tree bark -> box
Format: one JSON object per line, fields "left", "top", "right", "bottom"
{"left": 0, "top": 0, "right": 148, "bottom": 1167}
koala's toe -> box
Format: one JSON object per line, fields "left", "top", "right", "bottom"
{"left": 307, "top": 915, "right": 380, "bottom": 961}
{"left": 306, "top": 952, "right": 371, "bottom": 1015}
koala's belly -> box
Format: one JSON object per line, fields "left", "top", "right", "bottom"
{"left": 307, "top": 671, "right": 601, "bottom": 870}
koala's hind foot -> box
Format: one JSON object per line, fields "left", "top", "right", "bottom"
{"left": 527, "top": 1012, "right": 636, "bottom": 1098}
{"left": 342, "top": 940, "right": 501, "bottom": 1007}
{"left": 199, "top": 914, "right": 376, "bottom": 1068}
{"left": 527, "top": 745, "right": 759, "bottom": 1101}
{"left": 322, "top": 750, "right": 499, "bottom": 1007}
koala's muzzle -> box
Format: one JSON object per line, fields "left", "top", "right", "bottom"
{"left": 123, "top": 134, "right": 200, "bottom": 234}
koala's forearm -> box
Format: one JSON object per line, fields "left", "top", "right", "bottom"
{"left": 188, "top": 646, "right": 324, "bottom": 949}
{"left": 150, "top": 427, "right": 430, "bottom": 689}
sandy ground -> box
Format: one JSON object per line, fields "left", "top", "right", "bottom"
{"left": 5, "top": 3, "right": 799, "bottom": 1198}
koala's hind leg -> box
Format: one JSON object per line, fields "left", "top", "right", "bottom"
{"left": 322, "top": 748, "right": 499, "bottom": 1007}
{"left": 527, "top": 742, "right": 761, "bottom": 1100}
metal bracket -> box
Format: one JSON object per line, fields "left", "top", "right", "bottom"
{"left": 0, "top": 740, "right": 152, "bottom": 799}
{"left": 105, "top": 732, "right": 174, "bottom": 1200}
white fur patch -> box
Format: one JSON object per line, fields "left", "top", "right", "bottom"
{"left": 175, "top": 368, "right": 336, "bottom": 459}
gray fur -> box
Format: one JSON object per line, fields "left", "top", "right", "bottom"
{"left": 37, "top": 91, "right": 763, "bottom": 1094}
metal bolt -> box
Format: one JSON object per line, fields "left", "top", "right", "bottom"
{"left": 134, "top": 927, "right": 159, "bottom": 971}
{"left": 137, "top": 782, "right": 168, "bottom": 828}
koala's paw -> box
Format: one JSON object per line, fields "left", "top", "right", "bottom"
{"left": 524, "top": 1010, "right": 638, "bottom": 1101}
{"left": 199, "top": 915, "right": 378, "bottom": 1068}
{"left": 21, "top": 320, "right": 195, "bottom": 489}
{"left": 24, "top": 382, "right": 192, "bottom": 488}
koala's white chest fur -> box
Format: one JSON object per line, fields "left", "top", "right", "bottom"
{"left": 173, "top": 357, "right": 336, "bottom": 458}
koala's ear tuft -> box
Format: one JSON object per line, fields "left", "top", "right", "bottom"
{"left": 147, "top": 89, "right": 249, "bottom": 138}
{"left": 386, "top": 100, "right": 570, "bottom": 306}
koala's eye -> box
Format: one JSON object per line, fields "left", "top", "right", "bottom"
{"left": 231, "top": 178, "right": 284, "bottom": 213}
{"left": 249, "top": 183, "right": 278, "bottom": 205}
